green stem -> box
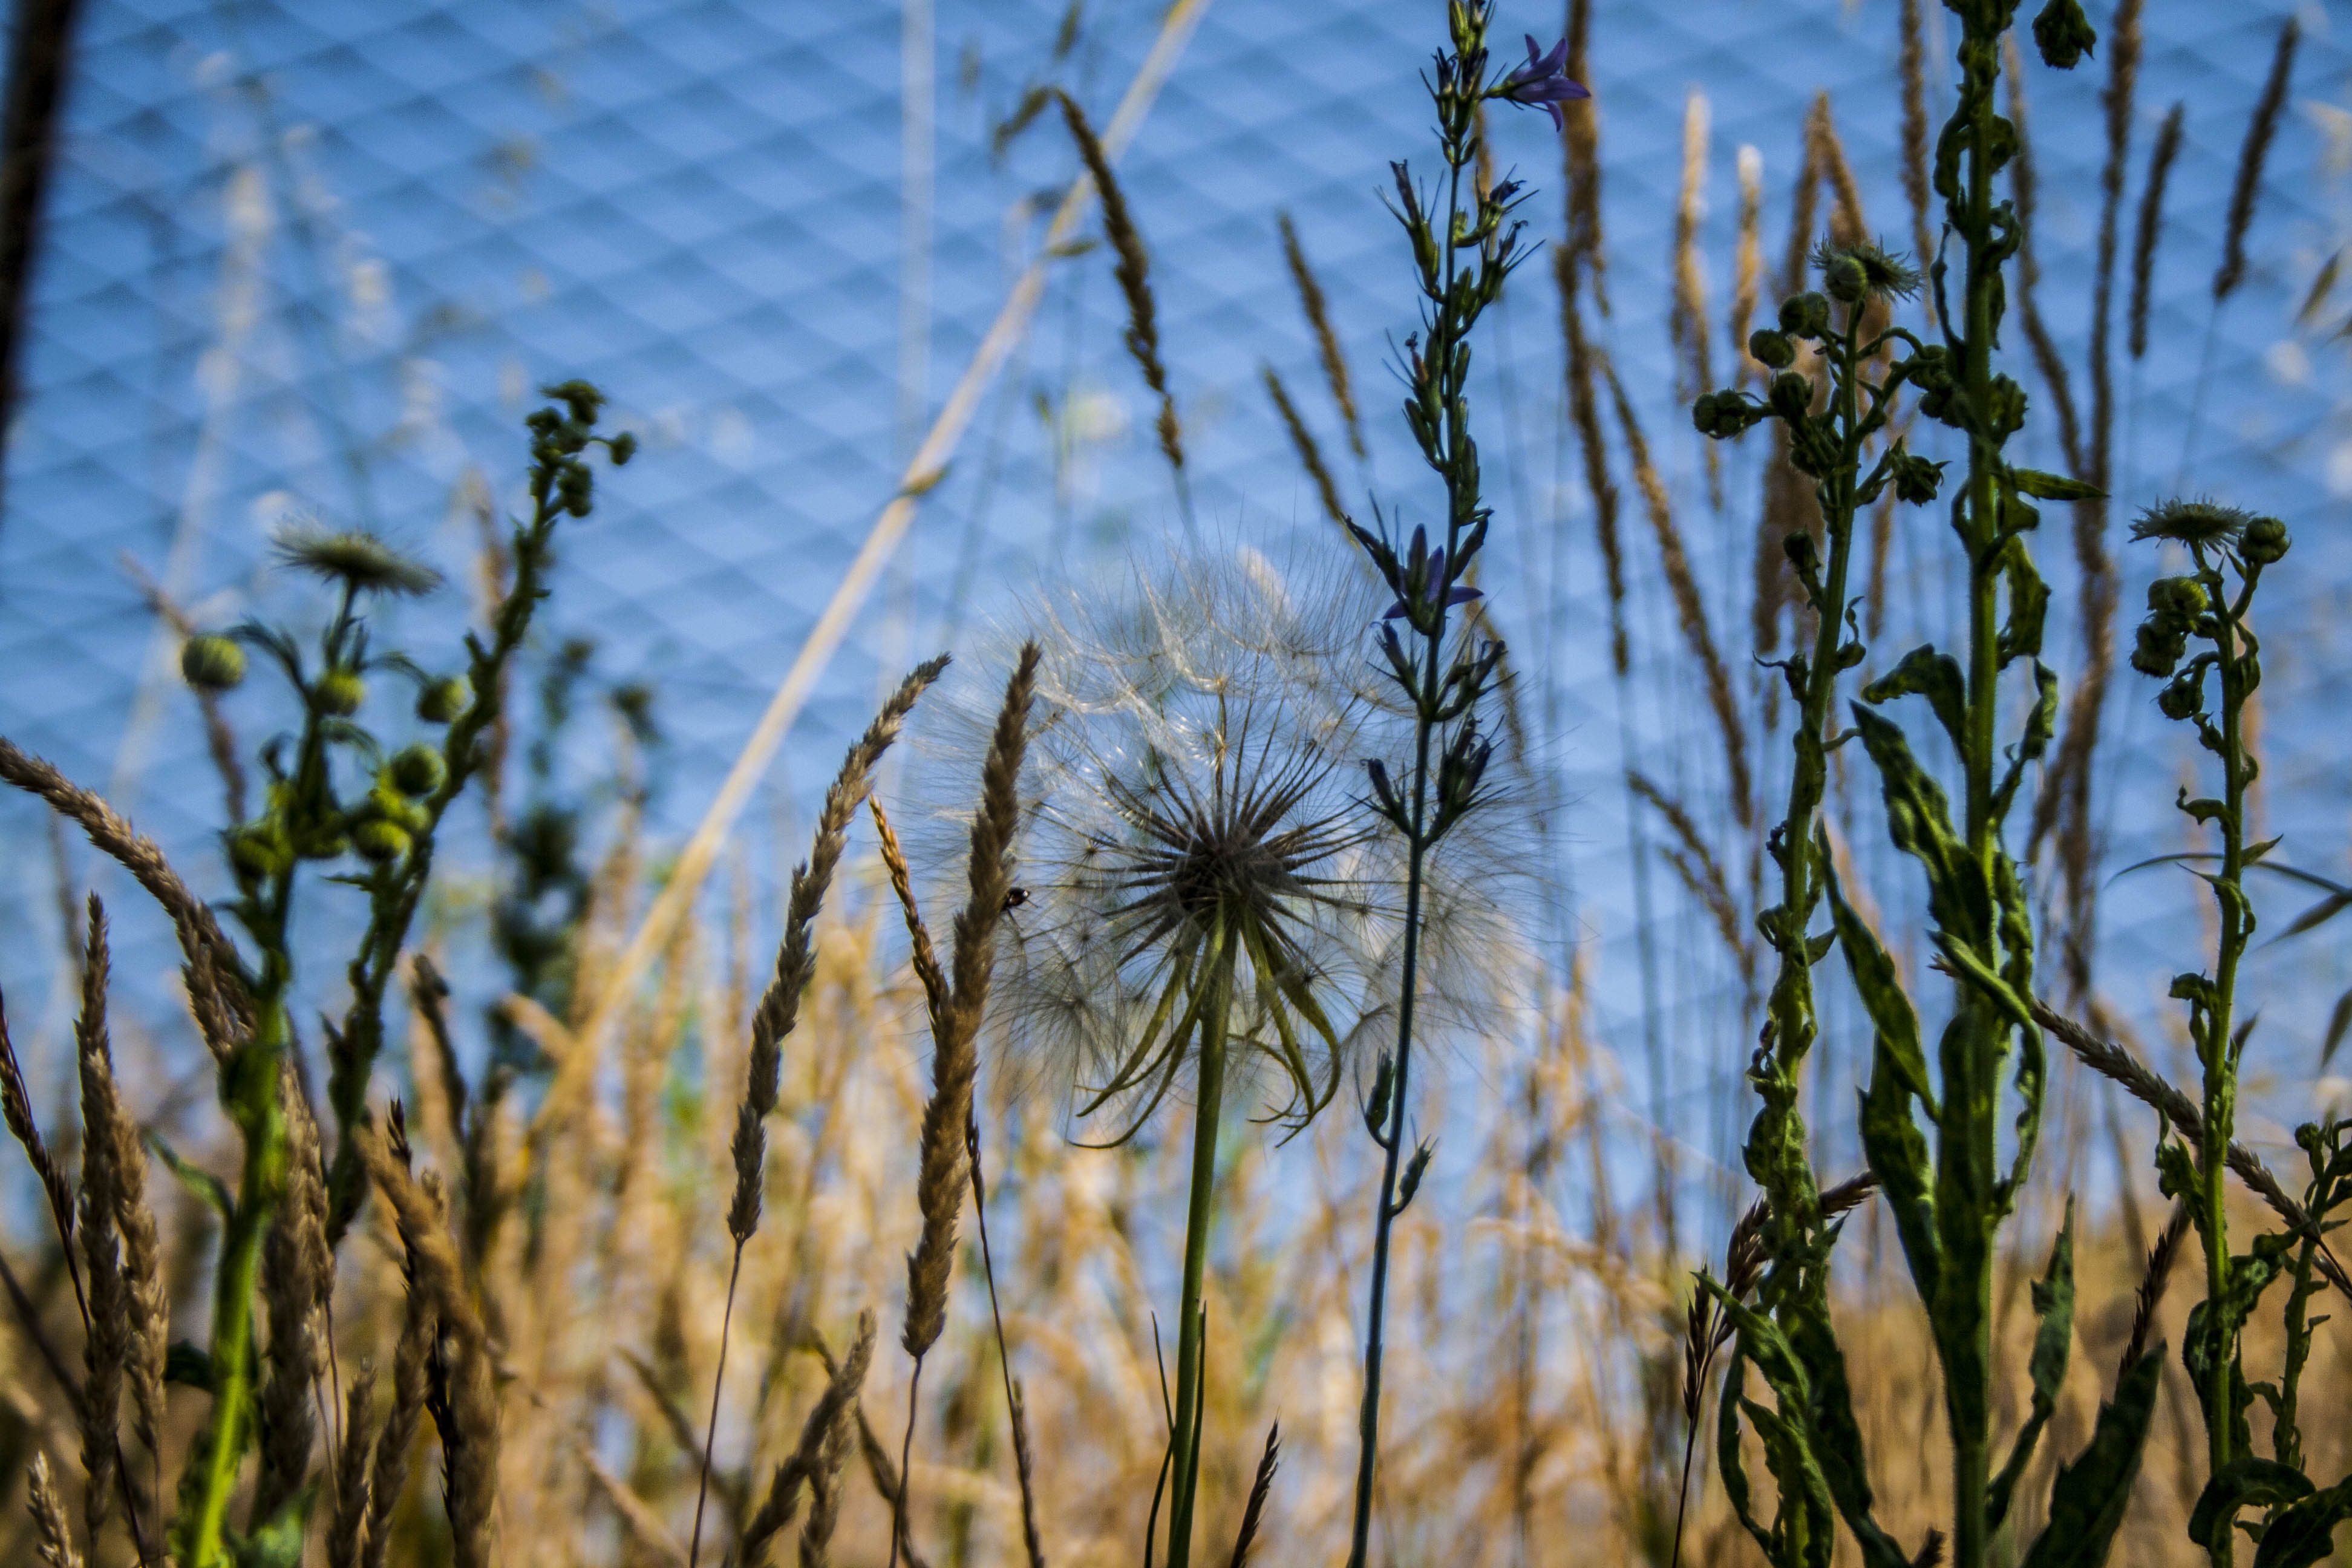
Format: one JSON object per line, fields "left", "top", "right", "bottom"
{"left": 1165, "top": 934, "right": 1233, "bottom": 1568}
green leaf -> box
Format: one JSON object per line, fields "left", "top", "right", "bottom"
{"left": 1861, "top": 645, "right": 1968, "bottom": 757}
{"left": 2010, "top": 467, "right": 2106, "bottom": 501}
{"left": 146, "top": 1129, "right": 236, "bottom": 1223}
{"left": 1992, "top": 661, "right": 2060, "bottom": 823}
{"left": 2252, "top": 1475, "right": 2352, "bottom": 1568}
{"left": 165, "top": 1339, "right": 216, "bottom": 1393}
{"left": 2018, "top": 1347, "right": 2166, "bottom": 1568}
{"left": 1785, "top": 1281, "right": 1913, "bottom": 1568}
{"left": 1743, "top": 1397, "right": 1838, "bottom": 1568}
{"left": 1851, "top": 705, "right": 1988, "bottom": 950}
{"left": 234, "top": 1480, "right": 320, "bottom": 1568}
{"left": 1717, "top": 1349, "right": 1775, "bottom": 1562}
{"left": 1857, "top": 1071, "right": 1939, "bottom": 1304}
{"left": 2185, "top": 1248, "right": 2289, "bottom": 1453}
{"left": 1991, "top": 1203, "right": 2077, "bottom": 1531}
{"left": 1824, "top": 849, "right": 1935, "bottom": 1114}
{"left": 1998, "top": 540, "right": 2051, "bottom": 667}
{"left": 2190, "top": 1458, "right": 2314, "bottom": 1550}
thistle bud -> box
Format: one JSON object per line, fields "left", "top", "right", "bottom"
{"left": 2131, "top": 619, "right": 2187, "bottom": 679}
{"left": 228, "top": 822, "right": 293, "bottom": 883}
{"left": 2031, "top": 0, "right": 2098, "bottom": 69}
{"left": 2241, "top": 515, "right": 2290, "bottom": 566}
{"left": 2147, "top": 577, "right": 2207, "bottom": 621}
{"left": 1691, "top": 390, "right": 1768, "bottom": 440}
{"left": 608, "top": 430, "right": 637, "bottom": 466}
{"left": 1768, "top": 370, "right": 1814, "bottom": 422}
{"left": 1890, "top": 445, "right": 1948, "bottom": 505}
{"left": 417, "top": 675, "right": 469, "bottom": 724}
{"left": 351, "top": 818, "right": 412, "bottom": 863}
{"left": 180, "top": 633, "right": 247, "bottom": 691}
{"left": 1777, "top": 291, "right": 1831, "bottom": 341}
{"left": 1748, "top": 328, "right": 1796, "bottom": 370}
{"left": 316, "top": 668, "right": 366, "bottom": 716}
{"left": 387, "top": 744, "right": 447, "bottom": 798}
{"left": 1823, "top": 252, "right": 1868, "bottom": 304}
{"left": 1906, "top": 344, "right": 1954, "bottom": 392}
{"left": 2156, "top": 675, "right": 2202, "bottom": 721}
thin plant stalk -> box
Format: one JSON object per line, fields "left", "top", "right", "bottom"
{"left": 1163, "top": 930, "right": 1234, "bottom": 1568}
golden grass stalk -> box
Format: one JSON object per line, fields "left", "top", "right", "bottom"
{"left": 2129, "top": 103, "right": 2186, "bottom": 361}
{"left": 1055, "top": 90, "right": 1187, "bottom": 507}
{"left": 871, "top": 799, "right": 946, "bottom": 1037}
{"left": 1277, "top": 212, "right": 1364, "bottom": 460}
{"left": 1626, "top": 772, "right": 1753, "bottom": 995}
{"left": 1260, "top": 364, "right": 1349, "bottom": 531}
{"left": 359, "top": 1125, "right": 499, "bottom": 1568}
{"left": 1, "top": 982, "right": 82, "bottom": 1313}
{"left": 73, "top": 910, "right": 130, "bottom": 1542}
{"left": 328, "top": 1364, "right": 376, "bottom": 1568}
{"left": 2214, "top": 18, "right": 2298, "bottom": 302}
{"left": 1560, "top": 0, "right": 1606, "bottom": 312}
{"left": 1555, "top": 248, "right": 1627, "bottom": 675}
{"left": 256, "top": 1065, "right": 330, "bottom": 1524}
{"left": 0, "top": 736, "right": 249, "bottom": 1061}
{"left": 742, "top": 1310, "right": 877, "bottom": 1568}
{"left": 694, "top": 654, "right": 948, "bottom": 1568}
{"left": 1728, "top": 146, "right": 1763, "bottom": 387}
{"left": 1898, "top": 0, "right": 1934, "bottom": 323}
{"left": 894, "top": 644, "right": 1038, "bottom": 1568}
{"left": 361, "top": 1272, "right": 430, "bottom": 1568}
{"left": 1603, "top": 365, "right": 1751, "bottom": 826}
{"left": 27, "top": 1453, "right": 84, "bottom": 1568}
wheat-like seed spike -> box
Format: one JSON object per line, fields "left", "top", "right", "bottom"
{"left": 1056, "top": 90, "right": 1182, "bottom": 479}
{"left": 360, "top": 1126, "right": 498, "bottom": 1568}
{"left": 1604, "top": 365, "right": 1751, "bottom": 827}
{"left": 2215, "top": 17, "right": 2297, "bottom": 302}
{"left": 361, "top": 1279, "right": 430, "bottom": 1568}
{"left": 730, "top": 655, "right": 949, "bottom": 1246}
{"left": 1227, "top": 1422, "right": 1279, "bottom": 1568}
{"left": 1, "top": 983, "right": 82, "bottom": 1305}
{"left": 1728, "top": 146, "right": 1763, "bottom": 386}
{"left": 0, "top": 736, "right": 249, "bottom": 1060}
{"left": 256, "top": 1065, "right": 332, "bottom": 1523}
{"left": 2129, "top": 104, "right": 2186, "bottom": 361}
{"left": 870, "top": 797, "right": 947, "bottom": 1040}
{"left": 1670, "top": 91, "right": 1714, "bottom": 407}
{"left": 76, "top": 901, "right": 167, "bottom": 1468}
{"left": 2031, "top": 1000, "right": 2352, "bottom": 1300}
{"left": 904, "top": 644, "right": 1037, "bottom": 1363}
{"left": 578, "top": 1440, "right": 692, "bottom": 1567}
{"left": 27, "top": 1453, "right": 84, "bottom": 1568}
{"left": 1276, "top": 212, "right": 1363, "bottom": 459}
{"left": 1898, "top": 0, "right": 1933, "bottom": 324}
{"left": 2122, "top": 1204, "right": 2192, "bottom": 1377}
{"left": 742, "top": 1311, "right": 877, "bottom": 1568}
{"left": 74, "top": 911, "right": 128, "bottom": 1539}
{"left": 1260, "top": 364, "right": 1348, "bottom": 531}
{"left": 1555, "top": 249, "right": 1627, "bottom": 675}
{"left": 328, "top": 1363, "right": 377, "bottom": 1568}
{"left": 1627, "top": 772, "right": 1752, "bottom": 990}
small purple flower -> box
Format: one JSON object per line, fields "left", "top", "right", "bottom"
{"left": 1382, "top": 548, "right": 1485, "bottom": 620}
{"left": 1494, "top": 34, "right": 1590, "bottom": 132}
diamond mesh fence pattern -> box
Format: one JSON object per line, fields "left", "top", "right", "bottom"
{"left": 2, "top": 0, "right": 2348, "bottom": 1209}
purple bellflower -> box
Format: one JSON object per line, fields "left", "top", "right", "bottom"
{"left": 1381, "top": 548, "right": 1483, "bottom": 621}
{"left": 1493, "top": 34, "right": 1589, "bottom": 131}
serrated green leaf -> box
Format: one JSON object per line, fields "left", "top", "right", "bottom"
{"left": 1993, "top": 661, "right": 2060, "bottom": 823}
{"left": 1857, "top": 1071, "right": 1940, "bottom": 1303}
{"left": 2252, "top": 1475, "right": 2352, "bottom": 1568}
{"left": 1718, "top": 1349, "right": 1775, "bottom": 1562}
{"left": 2018, "top": 1348, "right": 2166, "bottom": 1568}
{"left": 1990, "top": 1202, "right": 2077, "bottom": 1531}
{"left": 1861, "top": 645, "right": 1968, "bottom": 756}
{"left": 1785, "top": 1282, "right": 1912, "bottom": 1568}
{"left": 1851, "top": 705, "right": 1988, "bottom": 950}
{"left": 2190, "top": 1457, "right": 2314, "bottom": 1549}
{"left": 1825, "top": 851, "right": 1935, "bottom": 1114}
{"left": 1999, "top": 540, "right": 2050, "bottom": 667}
{"left": 1744, "top": 1396, "right": 1837, "bottom": 1568}
{"left": 2010, "top": 468, "right": 2106, "bottom": 501}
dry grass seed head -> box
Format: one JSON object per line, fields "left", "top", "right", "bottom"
{"left": 73, "top": 908, "right": 129, "bottom": 1538}
{"left": 2215, "top": 16, "right": 2297, "bottom": 302}
{"left": 1277, "top": 212, "right": 1364, "bottom": 460}
{"left": 26, "top": 1453, "right": 84, "bottom": 1568}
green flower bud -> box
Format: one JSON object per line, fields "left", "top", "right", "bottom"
{"left": 1768, "top": 370, "right": 1814, "bottom": 422}
{"left": 1906, "top": 344, "right": 1954, "bottom": 392}
{"left": 2156, "top": 676, "right": 2202, "bottom": 721}
{"left": 2147, "top": 577, "right": 2207, "bottom": 619}
{"left": 1890, "top": 445, "right": 1948, "bottom": 505}
{"left": 388, "top": 744, "right": 447, "bottom": 798}
{"left": 1986, "top": 374, "right": 2028, "bottom": 439}
{"left": 180, "top": 633, "right": 246, "bottom": 692}
{"left": 1747, "top": 328, "right": 1796, "bottom": 370}
{"left": 1823, "top": 253, "right": 1868, "bottom": 304}
{"left": 295, "top": 825, "right": 350, "bottom": 861}
{"left": 2130, "top": 619, "right": 2187, "bottom": 679}
{"left": 1691, "top": 390, "right": 1768, "bottom": 440}
{"left": 228, "top": 822, "right": 292, "bottom": 882}
{"left": 2031, "top": 0, "right": 2098, "bottom": 69}
{"left": 608, "top": 431, "right": 637, "bottom": 466}
{"left": 2241, "top": 515, "right": 2290, "bottom": 566}
{"left": 417, "top": 675, "right": 470, "bottom": 724}
{"left": 1777, "top": 291, "right": 1831, "bottom": 341}
{"left": 351, "top": 818, "right": 412, "bottom": 863}
{"left": 316, "top": 668, "right": 365, "bottom": 716}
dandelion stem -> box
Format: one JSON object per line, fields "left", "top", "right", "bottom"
{"left": 1165, "top": 930, "right": 1234, "bottom": 1568}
